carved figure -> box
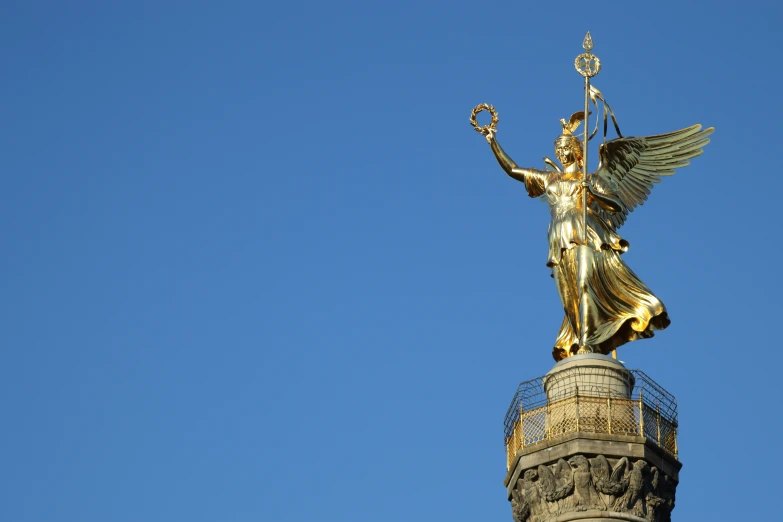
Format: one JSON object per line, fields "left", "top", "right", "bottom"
{"left": 590, "top": 455, "right": 630, "bottom": 496}
{"left": 510, "top": 487, "right": 530, "bottom": 522}
{"left": 537, "top": 459, "right": 574, "bottom": 503}
{"left": 511, "top": 469, "right": 550, "bottom": 522}
{"left": 523, "top": 469, "right": 550, "bottom": 521}
{"left": 568, "top": 455, "right": 604, "bottom": 510}
{"left": 659, "top": 473, "right": 676, "bottom": 522}
{"left": 510, "top": 455, "right": 677, "bottom": 522}
{"left": 645, "top": 468, "right": 676, "bottom": 522}
{"left": 615, "top": 460, "right": 650, "bottom": 516}
{"left": 645, "top": 467, "right": 664, "bottom": 522}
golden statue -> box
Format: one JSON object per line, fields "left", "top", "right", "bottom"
{"left": 471, "top": 33, "right": 713, "bottom": 362}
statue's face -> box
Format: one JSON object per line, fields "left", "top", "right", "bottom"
{"left": 555, "top": 145, "right": 576, "bottom": 167}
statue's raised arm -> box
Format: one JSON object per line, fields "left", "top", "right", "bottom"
{"left": 470, "top": 104, "right": 551, "bottom": 198}
{"left": 488, "top": 133, "right": 551, "bottom": 198}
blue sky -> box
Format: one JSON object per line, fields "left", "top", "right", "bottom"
{"left": 1, "top": 1, "right": 780, "bottom": 521}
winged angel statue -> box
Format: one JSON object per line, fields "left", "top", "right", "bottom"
{"left": 477, "top": 102, "right": 712, "bottom": 361}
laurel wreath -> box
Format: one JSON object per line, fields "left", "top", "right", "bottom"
{"left": 574, "top": 53, "right": 601, "bottom": 78}
{"left": 470, "top": 103, "right": 499, "bottom": 135}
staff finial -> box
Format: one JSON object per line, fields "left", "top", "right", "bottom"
{"left": 582, "top": 31, "right": 593, "bottom": 51}
{"left": 575, "top": 33, "right": 600, "bottom": 78}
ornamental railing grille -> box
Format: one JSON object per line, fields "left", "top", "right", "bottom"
{"left": 504, "top": 370, "right": 678, "bottom": 470}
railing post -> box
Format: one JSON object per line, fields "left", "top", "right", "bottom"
{"left": 575, "top": 386, "right": 580, "bottom": 433}
{"left": 520, "top": 405, "right": 525, "bottom": 449}
{"left": 546, "top": 398, "right": 551, "bottom": 439}
{"left": 639, "top": 389, "right": 644, "bottom": 437}
{"left": 656, "top": 404, "right": 661, "bottom": 446}
{"left": 674, "top": 427, "right": 678, "bottom": 459}
{"left": 607, "top": 393, "right": 612, "bottom": 434}
{"left": 506, "top": 440, "right": 512, "bottom": 470}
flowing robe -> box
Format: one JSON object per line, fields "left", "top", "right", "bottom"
{"left": 491, "top": 139, "right": 670, "bottom": 361}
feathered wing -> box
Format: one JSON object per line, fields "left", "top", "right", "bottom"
{"left": 537, "top": 464, "right": 556, "bottom": 496}
{"left": 591, "top": 455, "right": 630, "bottom": 496}
{"left": 610, "top": 457, "right": 630, "bottom": 485}
{"left": 538, "top": 459, "right": 574, "bottom": 502}
{"left": 589, "top": 455, "right": 610, "bottom": 485}
{"left": 593, "top": 124, "right": 714, "bottom": 228}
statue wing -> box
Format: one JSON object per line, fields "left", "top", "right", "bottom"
{"left": 554, "top": 458, "right": 573, "bottom": 483}
{"left": 594, "top": 124, "right": 713, "bottom": 228}
{"left": 610, "top": 457, "right": 630, "bottom": 485}
{"left": 551, "top": 459, "right": 575, "bottom": 501}
{"left": 538, "top": 459, "right": 575, "bottom": 501}
{"left": 537, "top": 464, "right": 556, "bottom": 496}
{"left": 648, "top": 466, "right": 660, "bottom": 492}
{"left": 590, "top": 455, "right": 610, "bottom": 484}
{"left": 591, "top": 455, "right": 630, "bottom": 496}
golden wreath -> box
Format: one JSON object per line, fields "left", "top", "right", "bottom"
{"left": 574, "top": 52, "right": 601, "bottom": 78}
{"left": 470, "top": 104, "right": 499, "bottom": 135}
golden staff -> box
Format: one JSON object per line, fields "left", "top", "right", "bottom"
{"left": 574, "top": 32, "right": 600, "bottom": 350}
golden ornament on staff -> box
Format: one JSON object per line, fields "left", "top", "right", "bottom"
{"left": 469, "top": 32, "right": 713, "bottom": 362}
{"left": 574, "top": 31, "right": 600, "bottom": 78}
{"left": 470, "top": 103, "right": 499, "bottom": 137}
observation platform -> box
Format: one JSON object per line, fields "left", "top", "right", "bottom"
{"left": 504, "top": 355, "right": 678, "bottom": 471}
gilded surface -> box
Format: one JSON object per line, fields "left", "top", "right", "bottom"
{"left": 472, "top": 34, "right": 713, "bottom": 361}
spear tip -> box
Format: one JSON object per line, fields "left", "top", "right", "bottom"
{"left": 582, "top": 32, "right": 594, "bottom": 52}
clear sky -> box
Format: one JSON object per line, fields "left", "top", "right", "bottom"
{"left": 1, "top": 1, "right": 780, "bottom": 521}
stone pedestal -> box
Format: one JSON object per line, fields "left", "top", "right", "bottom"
{"left": 543, "top": 354, "right": 635, "bottom": 401}
{"left": 504, "top": 356, "right": 680, "bottom": 522}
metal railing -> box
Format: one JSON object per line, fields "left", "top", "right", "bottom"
{"left": 504, "top": 371, "right": 678, "bottom": 470}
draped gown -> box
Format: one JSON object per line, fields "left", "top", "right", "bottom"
{"left": 490, "top": 139, "right": 670, "bottom": 362}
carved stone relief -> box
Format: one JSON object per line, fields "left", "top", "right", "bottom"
{"left": 510, "top": 455, "right": 677, "bottom": 522}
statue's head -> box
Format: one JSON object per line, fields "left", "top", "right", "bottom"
{"left": 554, "top": 133, "right": 583, "bottom": 169}
{"left": 554, "top": 111, "right": 587, "bottom": 170}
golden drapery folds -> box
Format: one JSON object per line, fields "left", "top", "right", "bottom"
{"left": 552, "top": 245, "right": 669, "bottom": 361}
